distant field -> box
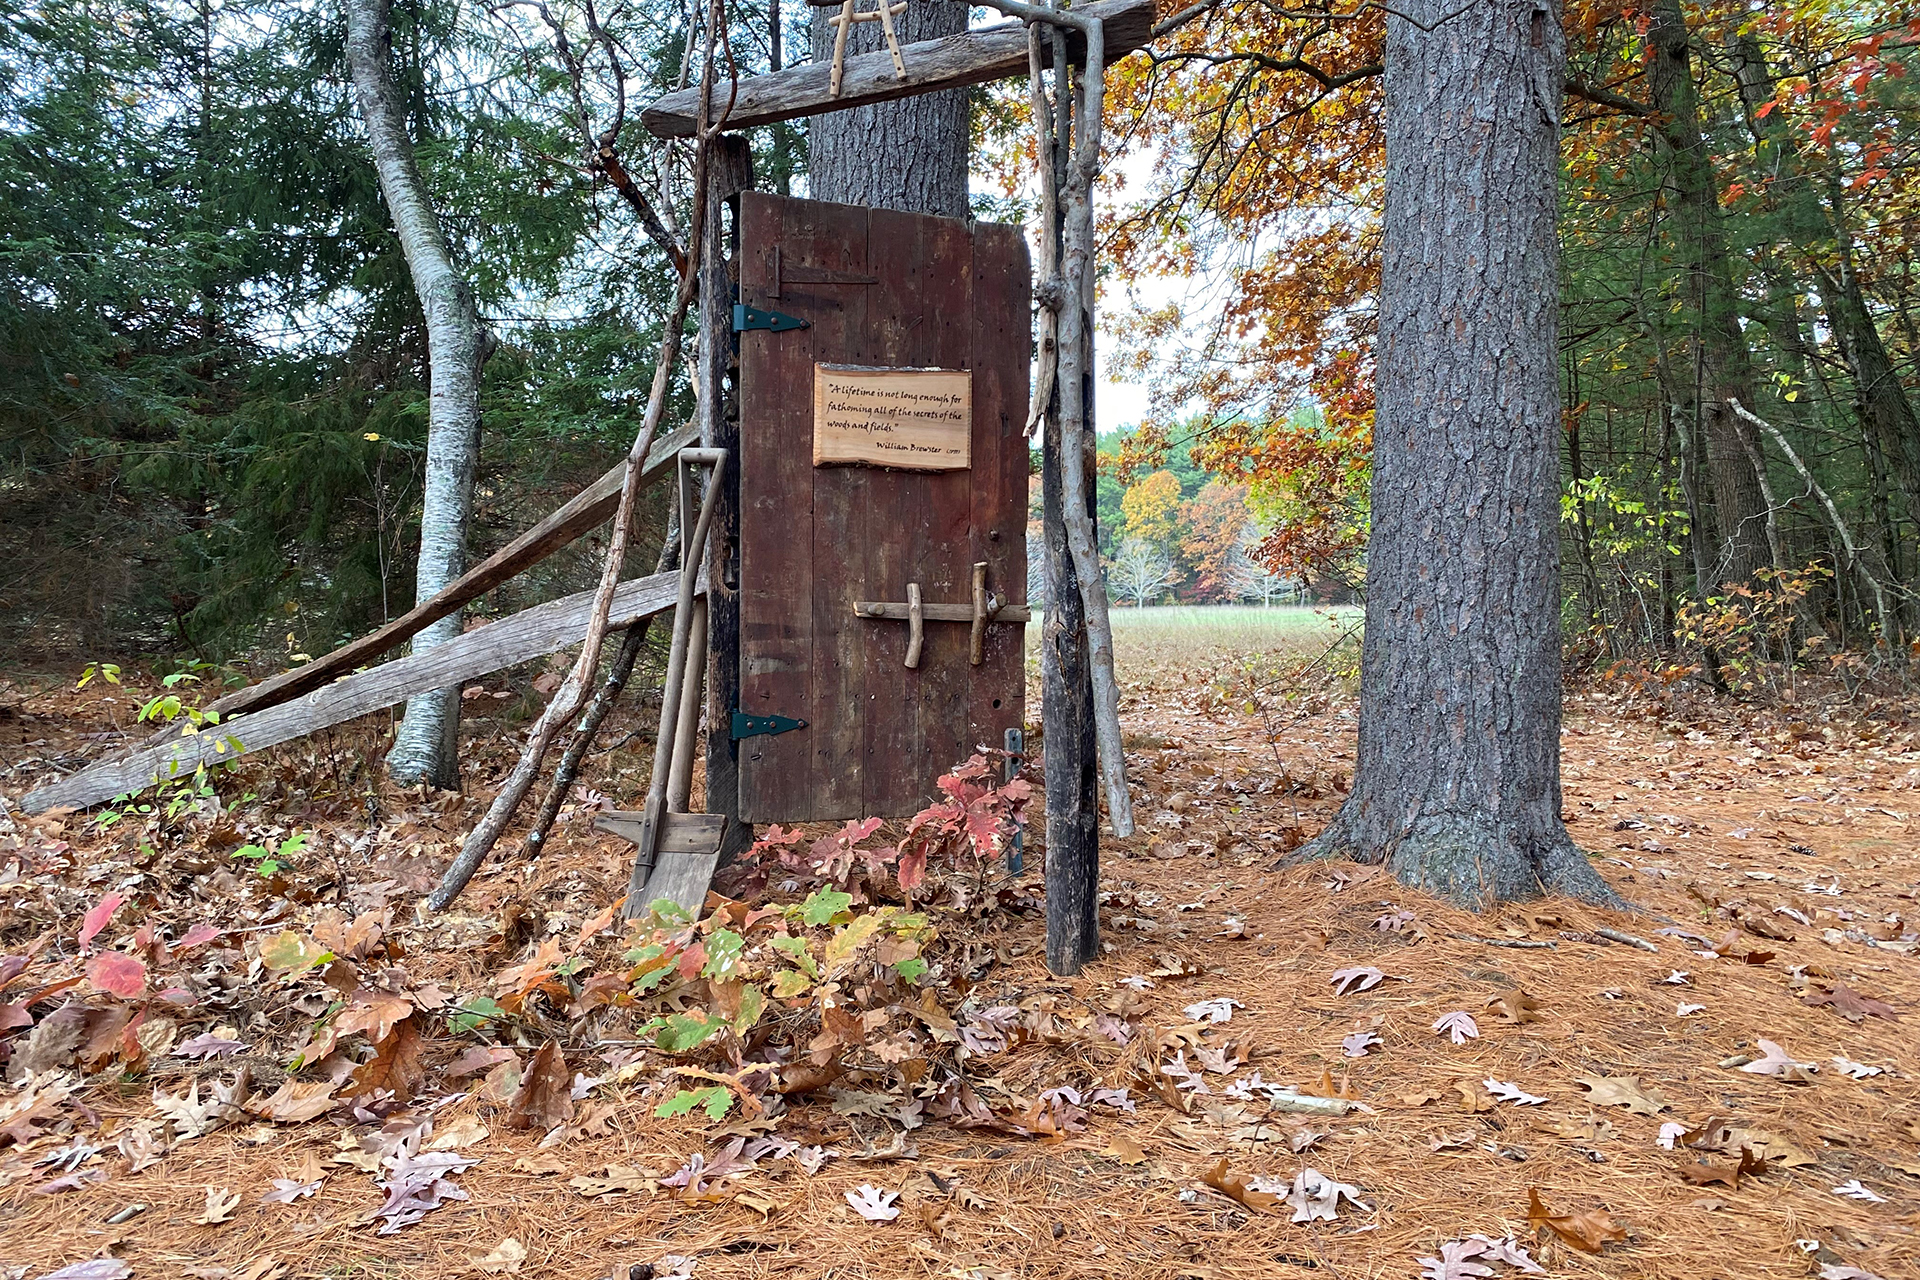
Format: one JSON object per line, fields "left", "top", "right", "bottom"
{"left": 1027, "top": 604, "right": 1361, "bottom": 674}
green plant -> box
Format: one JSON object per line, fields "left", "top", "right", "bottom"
{"left": 232, "top": 831, "right": 310, "bottom": 877}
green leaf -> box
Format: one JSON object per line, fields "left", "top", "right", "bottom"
{"left": 701, "top": 929, "right": 745, "bottom": 979}
{"left": 654, "top": 1085, "right": 733, "bottom": 1121}
{"left": 769, "top": 933, "right": 820, "bottom": 978}
{"left": 731, "top": 983, "right": 767, "bottom": 1035}
{"left": 801, "top": 887, "right": 853, "bottom": 926}
{"left": 626, "top": 943, "right": 678, "bottom": 992}
{"left": 448, "top": 996, "right": 506, "bottom": 1035}
{"left": 654, "top": 1011, "right": 726, "bottom": 1052}
{"left": 647, "top": 899, "right": 695, "bottom": 926}
{"left": 892, "top": 957, "right": 928, "bottom": 983}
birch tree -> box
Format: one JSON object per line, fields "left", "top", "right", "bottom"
{"left": 345, "top": 0, "right": 487, "bottom": 788}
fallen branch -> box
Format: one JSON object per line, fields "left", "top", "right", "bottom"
{"left": 1593, "top": 927, "right": 1658, "bottom": 952}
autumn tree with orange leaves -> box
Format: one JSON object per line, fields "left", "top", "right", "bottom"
{"left": 1097, "top": 0, "right": 1920, "bottom": 674}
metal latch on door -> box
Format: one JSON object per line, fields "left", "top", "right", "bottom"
{"left": 853, "top": 562, "right": 1033, "bottom": 669}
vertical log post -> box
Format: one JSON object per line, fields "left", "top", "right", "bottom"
{"left": 1039, "top": 38, "right": 1100, "bottom": 977}
{"left": 702, "top": 136, "right": 755, "bottom": 861}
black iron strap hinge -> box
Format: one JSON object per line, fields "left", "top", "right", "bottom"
{"left": 733, "top": 303, "right": 809, "bottom": 334}
{"left": 731, "top": 710, "right": 808, "bottom": 740}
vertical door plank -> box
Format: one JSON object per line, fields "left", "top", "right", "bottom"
{"left": 855, "top": 206, "right": 922, "bottom": 817}
{"left": 800, "top": 198, "right": 873, "bottom": 821}
{"left": 735, "top": 196, "right": 814, "bottom": 821}
{"left": 967, "top": 222, "right": 1032, "bottom": 759}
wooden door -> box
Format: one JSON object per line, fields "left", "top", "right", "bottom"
{"left": 734, "top": 193, "right": 1030, "bottom": 823}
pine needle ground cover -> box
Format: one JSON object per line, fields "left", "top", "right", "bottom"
{"left": 1, "top": 644, "right": 1915, "bottom": 1280}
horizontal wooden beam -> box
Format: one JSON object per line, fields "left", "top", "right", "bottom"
{"left": 23, "top": 573, "right": 686, "bottom": 814}
{"left": 641, "top": 0, "right": 1158, "bottom": 139}
{"left": 161, "top": 420, "right": 700, "bottom": 736}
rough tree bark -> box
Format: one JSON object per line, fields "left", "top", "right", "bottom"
{"left": 1298, "top": 0, "right": 1621, "bottom": 908}
{"left": 345, "top": 0, "right": 485, "bottom": 788}
{"left": 807, "top": 0, "right": 969, "bottom": 217}
{"left": 1646, "top": 0, "right": 1768, "bottom": 591}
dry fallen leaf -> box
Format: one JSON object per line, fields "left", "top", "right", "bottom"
{"left": 1484, "top": 1077, "right": 1547, "bottom": 1106}
{"left": 1803, "top": 984, "right": 1900, "bottom": 1022}
{"left": 471, "top": 1237, "right": 527, "bottom": 1273}
{"left": 1739, "top": 1038, "right": 1819, "bottom": 1082}
{"left": 1329, "top": 966, "right": 1391, "bottom": 996}
{"left": 349, "top": 1019, "right": 428, "bottom": 1101}
{"left": 1546, "top": 1115, "right": 1615, "bottom": 1142}
{"left": 567, "top": 1165, "right": 653, "bottom": 1197}
{"left": 1452, "top": 1080, "right": 1494, "bottom": 1113}
{"left": 426, "top": 1115, "right": 489, "bottom": 1151}
{"left": 1485, "top": 989, "right": 1541, "bottom": 1024}
{"left": 1574, "top": 1075, "right": 1670, "bottom": 1116}
{"left": 846, "top": 1183, "right": 901, "bottom": 1221}
{"left": 1432, "top": 1011, "right": 1480, "bottom": 1044}
{"left": 1677, "top": 1160, "right": 1739, "bottom": 1189}
{"left": 249, "top": 1079, "right": 338, "bottom": 1124}
{"left": 1101, "top": 1135, "right": 1147, "bottom": 1165}
{"left": 1201, "top": 1157, "right": 1280, "bottom": 1213}
{"left": 193, "top": 1185, "right": 240, "bottom": 1226}
{"left": 1526, "top": 1187, "right": 1626, "bottom": 1253}
{"left": 506, "top": 1041, "right": 574, "bottom": 1131}
{"left": 1283, "top": 1167, "right": 1371, "bottom": 1223}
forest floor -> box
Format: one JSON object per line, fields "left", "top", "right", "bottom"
{"left": 1, "top": 621, "right": 1916, "bottom": 1280}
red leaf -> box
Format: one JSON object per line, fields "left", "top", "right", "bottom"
{"left": 1753, "top": 99, "right": 1777, "bottom": 119}
{"left": 897, "top": 844, "right": 929, "bottom": 892}
{"left": 176, "top": 923, "right": 222, "bottom": 951}
{"left": 86, "top": 951, "right": 147, "bottom": 998}
{"left": 79, "top": 893, "right": 125, "bottom": 952}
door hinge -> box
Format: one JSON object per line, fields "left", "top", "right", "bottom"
{"left": 733, "top": 303, "right": 810, "bottom": 333}
{"left": 731, "top": 710, "right": 808, "bottom": 740}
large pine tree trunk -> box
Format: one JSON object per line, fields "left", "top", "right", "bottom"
{"left": 1303, "top": 0, "right": 1619, "bottom": 908}
{"left": 345, "top": 0, "right": 484, "bottom": 788}
{"left": 1646, "top": 0, "right": 1768, "bottom": 591}
{"left": 806, "top": 2, "right": 968, "bottom": 216}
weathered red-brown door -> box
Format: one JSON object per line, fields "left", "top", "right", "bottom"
{"left": 734, "top": 192, "right": 1030, "bottom": 823}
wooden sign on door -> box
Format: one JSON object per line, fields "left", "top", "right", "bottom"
{"left": 733, "top": 192, "right": 1030, "bottom": 823}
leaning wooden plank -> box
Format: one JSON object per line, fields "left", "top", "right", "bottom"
{"left": 22, "top": 573, "right": 685, "bottom": 813}
{"left": 640, "top": 0, "right": 1157, "bottom": 139}
{"left": 174, "top": 420, "right": 702, "bottom": 734}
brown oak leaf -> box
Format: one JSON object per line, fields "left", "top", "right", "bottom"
{"left": 348, "top": 1018, "right": 427, "bottom": 1101}
{"left": 1485, "top": 989, "right": 1541, "bottom": 1024}
{"left": 505, "top": 1041, "right": 573, "bottom": 1131}
{"left": 1201, "top": 1158, "right": 1280, "bottom": 1213}
{"left": 1527, "top": 1187, "right": 1627, "bottom": 1253}
{"left": 1803, "top": 984, "right": 1899, "bottom": 1022}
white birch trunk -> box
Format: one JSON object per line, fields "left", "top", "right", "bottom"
{"left": 345, "top": 0, "right": 485, "bottom": 788}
